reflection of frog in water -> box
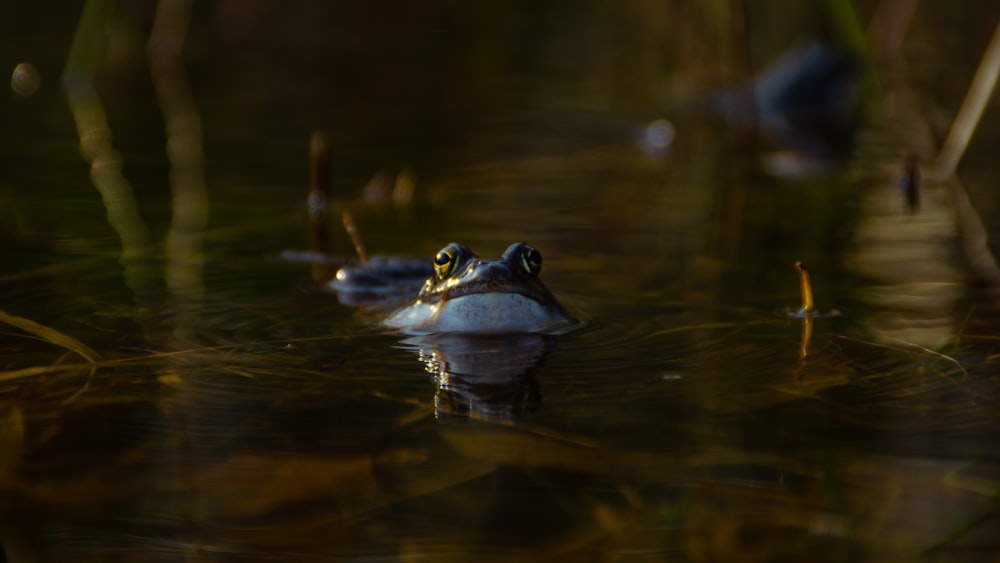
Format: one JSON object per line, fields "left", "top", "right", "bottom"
{"left": 333, "top": 242, "right": 578, "bottom": 335}
{"left": 402, "top": 332, "right": 548, "bottom": 421}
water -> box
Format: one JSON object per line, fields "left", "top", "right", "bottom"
{"left": 3, "top": 3, "right": 1000, "bottom": 561}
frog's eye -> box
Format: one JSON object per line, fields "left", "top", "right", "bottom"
{"left": 433, "top": 246, "right": 459, "bottom": 278}
{"left": 521, "top": 246, "right": 542, "bottom": 276}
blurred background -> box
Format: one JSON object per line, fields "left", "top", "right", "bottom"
{"left": 2, "top": 1, "right": 1000, "bottom": 561}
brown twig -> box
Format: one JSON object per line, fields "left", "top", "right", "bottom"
{"left": 795, "top": 262, "right": 814, "bottom": 314}
{"left": 342, "top": 211, "right": 370, "bottom": 264}
{"left": 901, "top": 152, "right": 920, "bottom": 214}
{"left": 308, "top": 131, "right": 330, "bottom": 252}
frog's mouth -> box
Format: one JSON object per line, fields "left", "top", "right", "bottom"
{"left": 436, "top": 285, "right": 546, "bottom": 307}
{"left": 435, "top": 261, "right": 536, "bottom": 300}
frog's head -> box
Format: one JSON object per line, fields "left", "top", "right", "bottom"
{"left": 383, "top": 242, "right": 577, "bottom": 334}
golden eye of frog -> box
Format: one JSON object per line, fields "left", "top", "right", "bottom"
{"left": 382, "top": 242, "right": 577, "bottom": 334}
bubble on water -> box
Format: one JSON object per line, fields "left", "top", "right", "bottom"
{"left": 638, "top": 118, "right": 675, "bottom": 158}
{"left": 11, "top": 62, "right": 40, "bottom": 97}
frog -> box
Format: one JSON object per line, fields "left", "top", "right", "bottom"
{"left": 332, "top": 242, "right": 578, "bottom": 335}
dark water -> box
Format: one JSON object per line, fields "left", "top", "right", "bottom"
{"left": 3, "top": 2, "right": 1000, "bottom": 561}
